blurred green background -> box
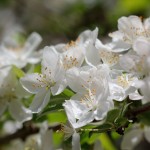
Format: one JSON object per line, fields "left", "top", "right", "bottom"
{"left": 0, "top": 0, "right": 149, "bottom": 46}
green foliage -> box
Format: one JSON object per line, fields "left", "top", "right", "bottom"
{"left": 12, "top": 65, "right": 25, "bottom": 78}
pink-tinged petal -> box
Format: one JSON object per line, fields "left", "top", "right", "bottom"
{"left": 72, "top": 132, "right": 81, "bottom": 150}
{"left": 20, "top": 73, "right": 44, "bottom": 94}
{"left": 29, "top": 88, "right": 51, "bottom": 113}
{"left": 9, "top": 99, "right": 32, "bottom": 122}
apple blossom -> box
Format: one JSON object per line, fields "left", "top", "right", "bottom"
{"left": 121, "top": 125, "right": 150, "bottom": 150}
{"left": 0, "top": 67, "right": 32, "bottom": 122}
{"left": 0, "top": 32, "right": 42, "bottom": 68}
{"left": 109, "top": 16, "right": 150, "bottom": 50}
{"left": 63, "top": 66, "right": 113, "bottom": 128}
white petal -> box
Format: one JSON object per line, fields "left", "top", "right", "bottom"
{"left": 109, "top": 40, "right": 131, "bottom": 52}
{"left": 109, "top": 31, "right": 124, "bottom": 41}
{"left": 121, "top": 129, "right": 143, "bottom": 150}
{"left": 95, "top": 100, "right": 114, "bottom": 120}
{"left": 22, "top": 32, "right": 42, "bottom": 58}
{"left": 144, "top": 127, "right": 150, "bottom": 143}
{"left": 15, "top": 80, "right": 31, "bottom": 98}
{"left": 41, "top": 46, "right": 59, "bottom": 76}
{"left": 72, "top": 132, "right": 81, "bottom": 150}
{"left": 133, "top": 38, "right": 150, "bottom": 56}
{"left": 51, "top": 81, "right": 66, "bottom": 95}
{"left": 29, "top": 88, "right": 51, "bottom": 113}
{"left": 20, "top": 73, "right": 44, "bottom": 94}
{"left": 54, "top": 43, "right": 66, "bottom": 53}
{"left": 75, "top": 111, "right": 94, "bottom": 128}
{"left": 109, "top": 83, "right": 126, "bottom": 101}
{"left": 129, "top": 91, "right": 143, "bottom": 100}
{"left": 9, "top": 99, "right": 32, "bottom": 122}
{"left": 66, "top": 67, "right": 87, "bottom": 93}
{"left": 78, "top": 27, "right": 98, "bottom": 44}
{"left": 85, "top": 41, "right": 100, "bottom": 66}
{"left": 119, "top": 54, "right": 141, "bottom": 73}
{"left": 41, "top": 130, "right": 54, "bottom": 150}
{"left": 63, "top": 100, "right": 86, "bottom": 123}
{"left": 144, "top": 17, "right": 150, "bottom": 31}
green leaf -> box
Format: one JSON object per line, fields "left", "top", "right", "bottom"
{"left": 62, "top": 89, "right": 74, "bottom": 97}
{"left": 99, "top": 133, "right": 117, "bottom": 150}
{"left": 12, "top": 65, "right": 25, "bottom": 78}
{"left": 34, "top": 63, "right": 41, "bottom": 73}
{"left": 137, "top": 111, "right": 150, "bottom": 126}
{"left": 47, "top": 111, "right": 67, "bottom": 123}
{"left": 115, "top": 117, "right": 128, "bottom": 127}
{"left": 106, "top": 109, "right": 120, "bottom": 123}
{"left": 119, "top": 102, "right": 132, "bottom": 118}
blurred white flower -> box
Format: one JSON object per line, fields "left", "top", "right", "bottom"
{"left": 0, "top": 67, "right": 32, "bottom": 122}
{"left": 109, "top": 15, "right": 150, "bottom": 51}
{"left": 135, "top": 76, "right": 150, "bottom": 103}
{"left": 0, "top": 32, "right": 42, "bottom": 68}
{"left": 121, "top": 125, "right": 150, "bottom": 150}
{"left": 120, "top": 37, "right": 150, "bottom": 76}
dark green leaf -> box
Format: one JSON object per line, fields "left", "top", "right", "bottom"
{"left": 106, "top": 109, "right": 120, "bottom": 123}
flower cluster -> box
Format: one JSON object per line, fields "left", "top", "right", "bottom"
{"left": 0, "top": 15, "right": 150, "bottom": 150}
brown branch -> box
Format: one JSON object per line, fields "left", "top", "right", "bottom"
{"left": 126, "top": 102, "right": 150, "bottom": 120}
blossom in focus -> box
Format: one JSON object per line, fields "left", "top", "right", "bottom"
{"left": 109, "top": 71, "right": 142, "bottom": 101}
{"left": 20, "top": 47, "right": 66, "bottom": 113}
{"left": 63, "top": 66, "right": 113, "bottom": 128}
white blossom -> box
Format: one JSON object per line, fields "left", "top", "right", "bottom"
{"left": 63, "top": 66, "right": 113, "bottom": 128}
{"left": 0, "top": 32, "right": 42, "bottom": 68}
{"left": 109, "top": 15, "right": 150, "bottom": 51}
{"left": 0, "top": 67, "right": 32, "bottom": 122}
{"left": 121, "top": 125, "right": 150, "bottom": 150}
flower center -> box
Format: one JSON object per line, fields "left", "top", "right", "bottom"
{"left": 63, "top": 55, "right": 79, "bottom": 70}
{"left": 80, "top": 89, "right": 97, "bottom": 110}
{"left": 99, "top": 50, "right": 119, "bottom": 66}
